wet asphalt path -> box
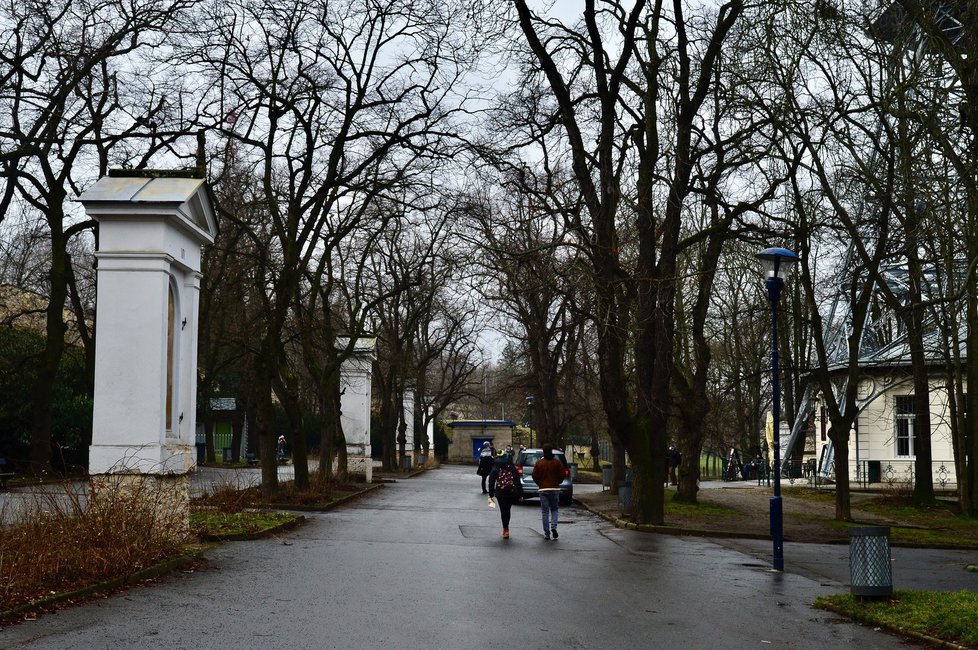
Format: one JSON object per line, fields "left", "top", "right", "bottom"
{"left": 1, "top": 464, "right": 915, "bottom": 649}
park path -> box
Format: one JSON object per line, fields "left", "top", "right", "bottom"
{"left": 1, "top": 465, "right": 913, "bottom": 649}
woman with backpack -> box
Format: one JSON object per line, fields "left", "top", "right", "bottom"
{"left": 488, "top": 448, "right": 524, "bottom": 539}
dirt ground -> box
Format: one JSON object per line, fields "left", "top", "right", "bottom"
{"left": 575, "top": 482, "right": 913, "bottom": 544}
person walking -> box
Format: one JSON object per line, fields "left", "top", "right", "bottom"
{"left": 668, "top": 445, "right": 681, "bottom": 486}
{"left": 488, "top": 449, "right": 523, "bottom": 539}
{"left": 531, "top": 443, "right": 565, "bottom": 540}
{"left": 476, "top": 441, "right": 495, "bottom": 493}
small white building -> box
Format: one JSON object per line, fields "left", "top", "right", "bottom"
{"left": 445, "top": 420, "right": 516, "bottom": 463}
{"left": 812, "top": 343, "right": 959, "bottom": 491}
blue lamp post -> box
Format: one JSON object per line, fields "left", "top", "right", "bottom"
{"left": 757, "top": 246, "right": 799, "bottom": 572}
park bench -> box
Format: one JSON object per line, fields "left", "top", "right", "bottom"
{"left": 245, "top": 452, "right": 259, "bottom": 466}
{"left": 0, "top": 458, "right": 15, "bottom": 489}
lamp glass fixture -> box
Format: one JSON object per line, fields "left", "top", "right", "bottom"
{"left": 757, "top": 247, "right": 799, "bottom": 281}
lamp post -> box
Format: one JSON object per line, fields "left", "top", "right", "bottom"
{"left": 757, "top": 246, "right": 799, "bottom": 572}
{"left": 526, "top": 395, "right": 534, "bottom": 447}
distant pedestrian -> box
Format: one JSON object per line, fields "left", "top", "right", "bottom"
{"left": 476, "top": 441, "right": 495, "bottom": 493}
{"left": 531, "top": 443, "right": 564, "bottom": 540}
{"left": 668, "top": 445, "right": 681, "bottom": 486}
{"left": 488, "top": 449, "right": 523, "bottom": 539}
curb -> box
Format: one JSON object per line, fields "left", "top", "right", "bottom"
{"left": 267, "top": 482, "right": 385, "bottom": 513}
{"left": 0, "top": 551, "right": 203, "bottom": 623}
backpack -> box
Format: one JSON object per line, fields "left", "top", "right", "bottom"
{"left": 495, "top": 465, "right": 517, "bottom": 497}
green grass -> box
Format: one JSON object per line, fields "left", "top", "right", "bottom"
{"left": 190, "top": 511, "right": 303, "bottom": 538}
{"left": 815, "top": 591, "right": 978, "bottom": 647}
{"left": 859, "top": 496, "right": 960, "bottom": 525}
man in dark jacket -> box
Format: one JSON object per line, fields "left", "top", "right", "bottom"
{"left": 531, "top": 443, "right": 565, "bottom": 540}
{"left": 668, "top": 445, "right": 681, "bottom": 486}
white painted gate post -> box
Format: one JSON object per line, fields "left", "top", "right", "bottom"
{"left": 80, "top": 171, "right": 217, "bottom": 530}
{"left": 338, "top": 337, "right": 376, "bottom": 483}
{"left": 402, "top": 384, "right": 415, "bottom": 466}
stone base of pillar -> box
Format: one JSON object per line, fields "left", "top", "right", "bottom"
{"left": 88, "top": 471, "right": 190, "bottom": 537}
{"left": 89, "top": 444, "right": 194, "bottom": 475}
{"left": 347, "top": 455, "right": 373, "bottom": 484}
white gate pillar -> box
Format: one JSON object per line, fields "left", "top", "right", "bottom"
{"left": 339, "top": 337, "right": 376, "bottom": 483}
{"left": 80, "top": 172, "right": 216, "bottom": 528}
{"left": 402, "top": 384, "right": 415, "bottom": 465}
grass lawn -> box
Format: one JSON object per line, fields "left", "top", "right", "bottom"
{"left": 190, "top": 510, "right": 304, "bottom": 539}
{"left": 816, "top": 591, "right": 978, "bottom": 647}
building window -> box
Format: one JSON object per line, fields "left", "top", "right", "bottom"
{"left": 894, "top": 395, "right": 914, "bottom": 457}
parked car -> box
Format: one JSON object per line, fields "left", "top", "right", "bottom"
{"left": 515, "top": 448, "right": 574, "bottom": 505}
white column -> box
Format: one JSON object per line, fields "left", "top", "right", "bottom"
{"left": 402, "top": 385, "right": 415, "bottom": 464}
{"left": 80, "top": 173, "right": 216, "bottom": 528}
{"left": 339, "top": 337, "right": 376, "bottom": 483}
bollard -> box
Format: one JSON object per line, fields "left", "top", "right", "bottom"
{"left": 849, "top": 526, "right": 892, "bottom": 598}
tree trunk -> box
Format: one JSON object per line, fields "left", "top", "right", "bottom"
{"left": 205, "top": 417, "right": 216, "bottom": 464}
{"left": 230, "top": 412, "right": 244, "bottom": 463}
{"left": 28, "top": 218, "right": 69, "bottom": 475}
{"left": 318, "top": 372, "right": 343, "bottom": 483}
{"left": 255, "top": 358, "right": 279, "bottom": 498}
{"left": 277, "top": 385, "right": 308, "bottom": 491}
{"left": 831, "top": 428, "right": 852, "bottom": 521}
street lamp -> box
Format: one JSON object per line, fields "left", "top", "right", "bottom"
{"left": 526, "top": 395, "right": 534, "bottom": 447}
{"left": 757, "top": 246, "right": 799, "bottom": 572}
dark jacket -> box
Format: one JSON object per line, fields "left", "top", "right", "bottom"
{"left": 488, "top": 457, "right": 523, "bottom": 500}
{"left": 531, "top": 456, "right": 565, "bottom": 489}
{"left": 477, "top": 455, "right": 494, "bottom": 477}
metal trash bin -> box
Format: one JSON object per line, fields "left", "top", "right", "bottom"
{"left": 849, "top": 526, "right": 892, "bottom": 597}
{"left": 401, "top": 456, "right": 412, "bottom": 471}
{"left": 617, "top": 480, "right": 632, "bottom": 516}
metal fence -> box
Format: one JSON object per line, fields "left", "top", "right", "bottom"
{"left": 855, "top": 459, "right": 956, "bottom": 489}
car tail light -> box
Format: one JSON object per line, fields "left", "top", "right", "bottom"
{"left": 564, "top": 467, "right": 570, "bottom": 478}
{"left": 517, "top": 466, "right": 524, "bottom": 476}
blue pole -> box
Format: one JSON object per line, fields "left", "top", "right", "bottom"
{"left": 767, "top": 275, "right": 784, "bottom": 572}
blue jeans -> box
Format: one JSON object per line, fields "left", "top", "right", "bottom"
{"left": 539, "top": 491, "right": 559, "bottom": 533}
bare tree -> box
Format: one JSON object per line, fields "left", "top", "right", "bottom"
{"left": 462, "top": 171, "right": 585, "bottom": 449}
{"left": 509, "top": 0, "right": 745, "bottom": 524}
{"left": 0, "top": 0, "right": 199, "bottom": 473}
{"left": 186, "top": 0, "right": 494, "bottom": 494}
